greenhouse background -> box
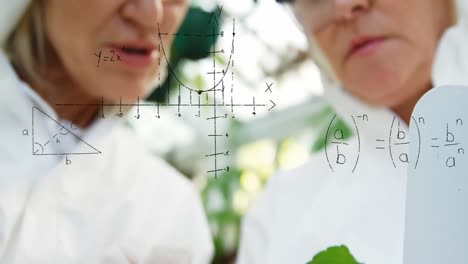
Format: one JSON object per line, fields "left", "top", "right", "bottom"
{"left": 131, "top": 0, "right": 350, "bottom": 262}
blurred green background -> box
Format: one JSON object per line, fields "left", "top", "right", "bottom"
{"left": 133, "top": 1, "right": 353, "bottom": 263}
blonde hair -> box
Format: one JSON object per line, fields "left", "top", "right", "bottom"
{"left": 4, "top": 0, "right": 48, "bottom": 85}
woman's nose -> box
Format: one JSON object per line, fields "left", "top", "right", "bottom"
{"left": 122, "top": 0, "right": 164, "bottom": 31}
{"left": 334, "top": 0, "right": 372, "bottom": 21}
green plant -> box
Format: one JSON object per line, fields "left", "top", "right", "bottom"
{"left": 202, "top": 168, "right": 242, "bottom": 263}
{"left": 307, "top": 245, "right": 363, "bottom": 264}
{"left": 148, "top": 7, "right": 222, "bottom": 103}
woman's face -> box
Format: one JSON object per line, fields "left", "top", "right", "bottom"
{"left": 305, "top": 0, "right": 453, "bottom": 107}
{"left": 44, "top": 0, "right": 188, "bottom": 102}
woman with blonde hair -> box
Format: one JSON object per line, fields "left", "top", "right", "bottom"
{"left": 0, "top": 0, "right": 213, "bottom": 263}
{"left": 238, "top": 0, "right": 466, "bottom": 263}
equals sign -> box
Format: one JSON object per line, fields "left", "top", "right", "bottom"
{"left": 431, "top": 138, "right": 440, "bottom": 148}
{"left": 376, "top": 139, "right": 386, "bottom": 150}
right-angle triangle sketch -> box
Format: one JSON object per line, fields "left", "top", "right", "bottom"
{"left": 32, "top": 107, "right": 101, "bottom": 156}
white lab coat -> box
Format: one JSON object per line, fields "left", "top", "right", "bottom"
{"left": 237, "top": 84, "right": 409, "bottom": 264}
{"left": 237, "top": 1, "right": 468, "bottom": 263}
{"left": 0, "top": 50, "right": 213, "bottom": 264}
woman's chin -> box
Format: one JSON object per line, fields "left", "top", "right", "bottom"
{"left": 108, "top": 89, "right": 151, "bottom": 102}
{"left": 346, "top": 77, "right": 406, "bottom": 107}
{"left": 100, "top": 79, "right": 156, "bottom": 101}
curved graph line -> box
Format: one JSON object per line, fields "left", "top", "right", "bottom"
{"left": 325, "top": 114, "right": 337, "bottom": 173}
{"left": 411, "top": 116, "right": 421, "bottom": 169}
{"left": 351, "top": 116, "right": 360, "bottom": 173}
{"left": 157, "top": 20, "right": 235, "bottom": 93}
{"left": 389, "top": 116, "right": 396, "bottom": 168}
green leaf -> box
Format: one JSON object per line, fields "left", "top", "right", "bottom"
{"left": 173, "top": 7, "right": 222, "bottom": 60}
{"left": 306, "top": 245, "right": 362, "bottom": 264}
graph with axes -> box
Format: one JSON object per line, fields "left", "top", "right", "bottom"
{"left": 29, "top": 6, "right": 277, "bottom": 179}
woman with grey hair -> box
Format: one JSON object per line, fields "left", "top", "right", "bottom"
{"left": 238, "top": 0, "right": 466, "bottom": 263}
{"left": 0, "top": 0, "right": 213, "bottom": 263}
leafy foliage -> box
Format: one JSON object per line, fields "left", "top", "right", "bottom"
{"left": 307, "top": 245, "right": 362, "bottom": 264}
{"left": 148, "top": 7, "right": 222, "bottom": 102}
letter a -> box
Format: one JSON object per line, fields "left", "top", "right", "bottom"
{"left": 334, "top": 129, "right": 344, "bottom": 140}
{"left": 399, "top": 153, "right": 409, "bottom": 163}
{"left": 446, "top": 157, "right": 456, "bottom": 168}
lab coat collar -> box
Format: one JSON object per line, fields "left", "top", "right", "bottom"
{"left": 322, "top": 84, "right": 407, "bottom": 134}
{"left": 0, "top": 51, "right": 123, "bottom": 165}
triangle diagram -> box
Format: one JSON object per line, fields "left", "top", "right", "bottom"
{"left": 32, "top": 107, "right": 101, "bottom": 155}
